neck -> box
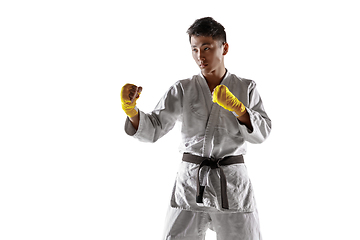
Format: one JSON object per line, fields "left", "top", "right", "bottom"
{"left": 202, "top": 67, "right": 227, "bottom": 91}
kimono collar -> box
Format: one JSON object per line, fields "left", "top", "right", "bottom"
{"left": 198, "top": 69, "right": 231, "bottom": 89}
{"left": 196, "top": 69, "right": 231, "bottom": 114}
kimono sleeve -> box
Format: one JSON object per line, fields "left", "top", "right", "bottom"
{"left": 238, "top": 82, "right": 272, "bottom": 144}
{"left": 124, "top": 81, "right": 183, "bottom": 143}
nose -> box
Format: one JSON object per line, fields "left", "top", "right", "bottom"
{"left": 197, "top": 51, "right": 205, "bottom": 61}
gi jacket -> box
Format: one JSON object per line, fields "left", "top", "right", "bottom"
{"left": 125, "top": 71, "right": 272, "bottom": 212}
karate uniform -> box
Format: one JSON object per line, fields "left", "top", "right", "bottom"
{"left": 125, "top": 71, "right": 271, "bottom": 239}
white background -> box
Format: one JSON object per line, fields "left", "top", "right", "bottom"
{"left": 1, "top": 0, "right": 359, "bottom": 239}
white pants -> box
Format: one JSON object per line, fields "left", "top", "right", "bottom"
{"left": 163, "top": 207, "right": 262, "bottom": 240}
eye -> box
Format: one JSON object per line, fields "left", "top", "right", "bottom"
{"left": 204, "top": 47, "right": 210, "bottom": 51}
{"left": 192, "top": 48, "right": 198, "bottom": 52}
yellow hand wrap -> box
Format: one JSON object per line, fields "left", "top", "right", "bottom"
{"left": 120, "top": 83, "right": 141, "bottom": 118}
{"left": 212, "top": 85, "right": 247, "bottom": 117}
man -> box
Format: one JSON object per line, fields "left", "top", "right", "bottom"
{"left": 121, "top": 17, "right": 271, "bottom": 240}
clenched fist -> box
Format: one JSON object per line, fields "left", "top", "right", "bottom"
{"left": 212, "top": 85, "right": 246, "bottom": 117}
{"left": 120, "top": 83, "right": 142, "bottom": 118}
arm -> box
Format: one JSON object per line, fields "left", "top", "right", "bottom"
{"left": 129, "top": 113, "right": 140, "bottom": 130}
{"left": 212, "top": 84, "right": 253, "bottom": 131}
{"left": 237, "top": 111, "right": 253, "bottom": 132}
{"left": 238, "top": 84, "right": 271, "bottom": 143}
{"left": 213, "top": 84, "right": 271, "bottom": 144}
{"left": 124, "top": 82, "right": 183, "bottom": 143}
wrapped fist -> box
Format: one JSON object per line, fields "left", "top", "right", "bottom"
{"left": 212, "top": 85, "right": 246, "bottom": 117}
{"left": 120, "top": 84, "right": 142, "bottom": 118}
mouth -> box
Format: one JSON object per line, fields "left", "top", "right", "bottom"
{"left": 199, "top": 63, "right": 208, "bottom": 68}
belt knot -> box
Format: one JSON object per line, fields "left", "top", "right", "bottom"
{"left": 182, "top": 153, "right": 244, "bottom": 210}
{"left": 202, "top": 158, "right": 220, "bottom": 169}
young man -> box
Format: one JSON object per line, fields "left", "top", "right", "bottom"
{"left": 121, "top": 17, "right": 271, "bottom": 240}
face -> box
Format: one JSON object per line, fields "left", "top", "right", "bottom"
{"left": 190, "top": 35, "right": 228, "bottom": 75}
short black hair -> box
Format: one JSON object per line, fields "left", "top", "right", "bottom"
{"left": 187, "top": 17, "right": 227, "bottom": 44}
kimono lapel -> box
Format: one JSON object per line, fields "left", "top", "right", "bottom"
{"left": 201, "top": 102, "right": 220, "bottom": 158}
{"left": 196, "top": 74, "right": 213, "bottom": 113}
{"left": 196, "top": 70, "right": 231, "bottom": 111}
{"left": 197, "top": 71, "right": 231, "bottom": 158}
{"left": 220, "top": 71, "right": 231, "bottom": 89}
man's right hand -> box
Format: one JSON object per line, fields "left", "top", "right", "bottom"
{"left": 120, "top": 83, "right": 142, "bottom": 118}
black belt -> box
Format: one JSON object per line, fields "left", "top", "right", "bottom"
{"left": 182, "top": 153, "right": 244, "bottom": 209}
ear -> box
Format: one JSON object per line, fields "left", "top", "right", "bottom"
{"left": 223, "top": 42, "right": 229, "bottom": 55}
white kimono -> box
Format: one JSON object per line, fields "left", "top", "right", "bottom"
{"left": 125, "top": 70, "right": 271, "bottom": 213}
